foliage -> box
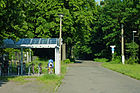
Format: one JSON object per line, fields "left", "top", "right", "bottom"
{"left": 92, "top": 0, "right": 139, "bottom": 59}
{"left": 110, "top": 56, "right": 122, "bottom": 64}
{"left": 0, "top": 0, "right": 27, "bottom": 40}
{"left": 125, "top": 42, "right": 139, "bottom": 64}
{"left": 70, "top": 58, "right": 75, "bottom": 63}
{"left": 26, "top": 57, "right": 48, "bottom": 73}
{"left": 125, "top": 42, "right": 139, "bottom": 58}
{"left": 63, "top": 58, "right": 75, "bottom": 64}
{"left": 102, "top": 63, "right": 140, "bottom": 80}
{"left": 125, "top": 57, "right": 138, "bottom": 64}
{"left": 93, "top": 58, "right": 109, "bottom": 62}
{"left": 63, "top": 59, "right": 71, "bottom": 64}
{"left": 1, "top": 48, "right": 21, "bottom": 60}
{"left": 0, "top": 0, "right": 139, "bottom": 62}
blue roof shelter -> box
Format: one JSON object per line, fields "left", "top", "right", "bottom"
{"left": 1, "top": 38, "right": 61, "bottom": 75}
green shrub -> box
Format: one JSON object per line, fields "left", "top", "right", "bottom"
{"left": 24, "top": 59, "right": 48, "bottom": 74}
{"left": 125, "top": 57, "right": 138, "bottom": 64}
{"left": 63, "top": 59, "right": 71, "bottom": 64}
{"left": 70, "top": 58, "right": 75, "bottom": 63}
{"left": 110, "top": 56, "right": 121, "bottom": 64}
{"left": 93, "top": 58, "right": 109, "bottom": 62}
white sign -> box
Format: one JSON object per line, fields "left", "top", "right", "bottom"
{"left": 110, "top": 45, "right": 116, "bottom": 54}
{"left": 110, "top": 45, "right": 116, "bottom": 48}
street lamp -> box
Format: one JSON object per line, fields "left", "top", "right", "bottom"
{"left": 133, "top": 31, "right": 137, "bottom": 43}
{"left": 133, "top": 31, "right": 137, "bottom": 59}
{"left": 58, "top": 14, "right": 63, "bottom": 74}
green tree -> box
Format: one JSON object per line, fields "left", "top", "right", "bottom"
{"left": 0, "top": 0, "right": 27, "bottom": 41}
{"left": 0, "top": 0, "right": 139, "bottom": 62}
{"left": 91, "top": 0, "right": 139, "bottom": 61}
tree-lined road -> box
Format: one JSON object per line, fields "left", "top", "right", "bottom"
{"left": 57, "top": 60, "right": 140, "bottom": 93}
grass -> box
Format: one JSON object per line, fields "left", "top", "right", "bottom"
{"left": 93, "top": 58, "right": 109, "bottom": 62}
{"left": 0, "top": 75, "right": 38, "bottom": 85}
{"left": 26, "top": 58, "right": 49, "bottom": 73}
{"left": 102, "top": 63, "right": 140, "bottom": 80}
{"left": 37, "top": 74, "right": 64, "bottom": 91}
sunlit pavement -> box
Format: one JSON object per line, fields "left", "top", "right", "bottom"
{"left": 57, "top": 60, "right": 140, "bottom": 93}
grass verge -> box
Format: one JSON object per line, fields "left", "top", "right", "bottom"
{"left": 93, "top": 58, "right": 109, "bottom": 62}
{"left": 102, "top": 63, "right": 140, "bottom": 80}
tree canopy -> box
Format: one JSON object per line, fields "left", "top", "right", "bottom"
{"left": 0, "top": 0, "right": 139, "bottom": 62}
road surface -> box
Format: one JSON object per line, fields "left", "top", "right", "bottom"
{"left": 57, "top": 60, "right": 140, "bottom": 93}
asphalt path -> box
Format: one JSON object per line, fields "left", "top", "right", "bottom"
{"left": 57, "top": 60, "right": 140, "bottom": 93}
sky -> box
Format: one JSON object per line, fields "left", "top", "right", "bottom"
{"left": 95, "top": 0, "right": 103, "bottom": 5}
{"left": 95, "top": 0, "right": 101, "bottom": 2}
{"left": 95, "top": 0, "right": 104, "bottom": 2}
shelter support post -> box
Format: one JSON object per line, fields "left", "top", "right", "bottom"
{"left": 27, "top": 52, "right": 29, "bottom": 62}
{"left": 29, "top": 48, "right": 32, "bottom": 62}
{"left": 55, "top": 47, "right": 60, "bottom": 75}
{"left": 21, "top": 48, "right": 23, "bottom": 75}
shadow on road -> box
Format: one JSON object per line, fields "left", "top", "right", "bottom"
{"left": 75, "top": 60, "right": 94, "bottom": 63}
{"left": 74, "top": 61, "right": 82, "bottom": 64}
{"left": 0, "top": 76, "right": 16, "bottom": 88}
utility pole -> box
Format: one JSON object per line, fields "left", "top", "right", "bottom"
{"left": 59, "top": 14, "right": 63, "bottom": 74}
{"left": 121, "top": 24, "right": 125, "bottom": 64}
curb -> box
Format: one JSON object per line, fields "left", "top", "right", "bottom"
{"left": 54, "top": 79, "right": 63, "bottom": 93}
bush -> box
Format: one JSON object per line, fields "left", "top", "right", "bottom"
{"left": 125, "top": 57, "right": 138, "bottom": 64}
{"left": 70, "top": 58, "right": 75, "bottom": 63}
{"left": 110, "top": 56, "right": 121, "bottom": 64}
{"left": 93, "top": 58, "right": 109, "bottom": 62}
{"left": 63, "top": 59, "right": 71, "bottom": 64}
{"left": 25, "top": 59, "right": 48, "bottom": 74}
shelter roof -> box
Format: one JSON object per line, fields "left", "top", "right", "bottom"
{"left": 2, "top": 38, "right": 59, "bottom": 48}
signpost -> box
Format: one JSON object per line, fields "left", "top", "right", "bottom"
{"left": 110, "top": 45, "right": 116, "bottom": 60}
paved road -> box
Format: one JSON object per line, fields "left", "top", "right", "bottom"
{"left": 57, "top": 60, "right": 140, "bottom": 93}
{"left": 0, "top": 80, "right": 49, "bottom": 93}
{"left": 0, "top": 74, "right": 52, "bottom": 93}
